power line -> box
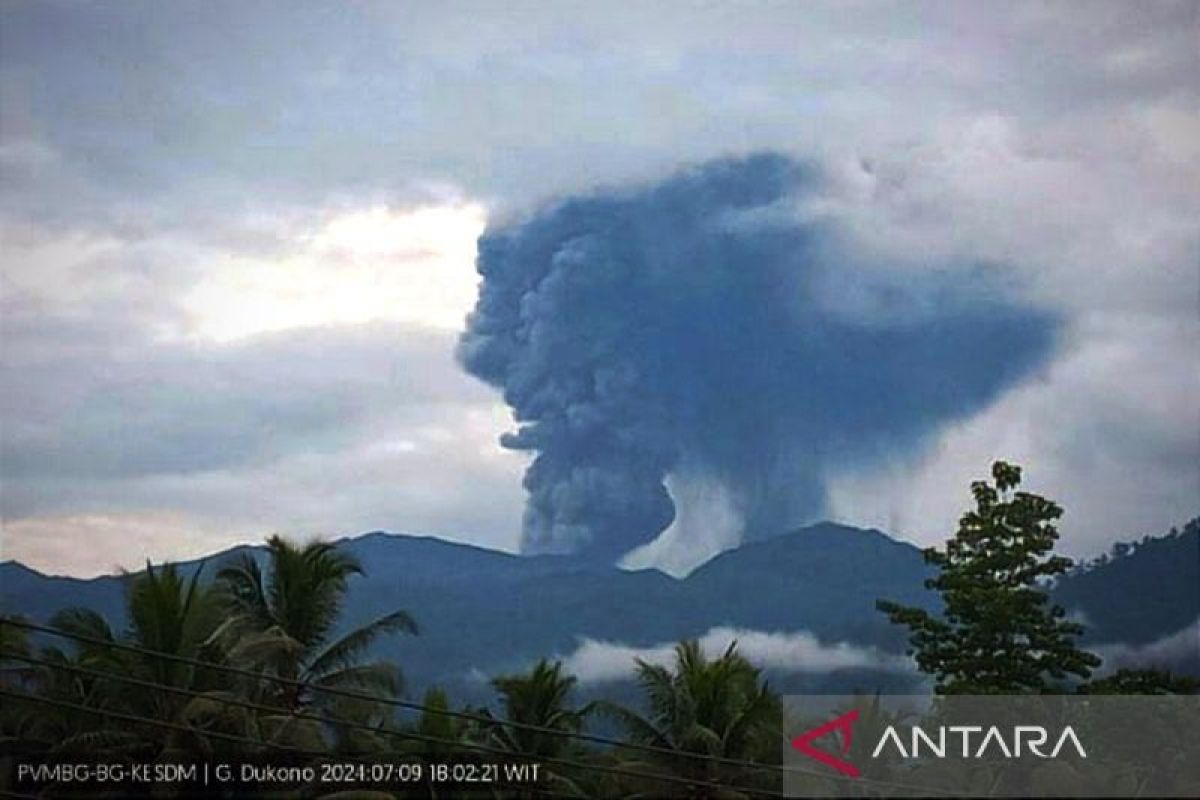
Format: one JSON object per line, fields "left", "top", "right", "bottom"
{"left": 1, "top": 617, "right": 816, "bottom": 787}
{"left": 1, "top": 616, "right": 954, "bottom": 796}
{"left": 0, "top": 618, "right": 955, "bottom": 796}
{"left": 1, "top": 688, "right": 713, "bottom": 799}
{"left": 1, "top": 650, "right": 788, "bottom": 798}
{"left": 0, "top": 681, "right": 787, "bottom": 800}
{"left": 0, "top": 690, "right": 583, "bottom": 800}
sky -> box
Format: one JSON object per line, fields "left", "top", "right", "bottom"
{"left": 1, "top": 0, "right": 1197, "bottom": 576}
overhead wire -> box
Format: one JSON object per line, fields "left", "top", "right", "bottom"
{"left": 0, "top": 683, "right": 784, "bottom": 799}
{"left": 1, "top": 616, "right": 956, "bottom": 796}
{"left": 0, "top": 693, "right": 592, "bottom": 800}
{"left": 4, "top": 617, "right": 799, "bottom": 779}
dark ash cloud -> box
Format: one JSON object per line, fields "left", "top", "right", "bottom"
{"left": 459, "top": 154, "right": 1059, "bottom": 561}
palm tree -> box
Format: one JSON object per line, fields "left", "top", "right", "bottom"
{"left": 0, "top": 613, "right": 34, "bottom": 689}
{"left": 15, "top": 562, "right": 240, "bottom": 758}
{"left": 383, "top": 687, "right": 477, "bottom": 799}
{"left": 0, "top": 614, "right": 31, "bottom": 663}
{"left": 0, "top": 613, "right": 43, "bottom": 748}
{"left": 5, "top": 611, "right": 143, "bottom": 758}
{"left": 414, "top": 686, "right": 472, "bottom": 758}
{"left": 602, "top": 640, "right": 781, "bottom": 796}
{"left": 216, "top": 536, "right": 418, "bottom": 720}
{"left": 481, "top": 659, "right": 596, "bottom": 797}
{"left": 487, "top": 659, "right": 592, "bottom": 758}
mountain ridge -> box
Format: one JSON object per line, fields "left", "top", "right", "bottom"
{"left": 4, "top": 520, "right": 1196, "bottom": 693}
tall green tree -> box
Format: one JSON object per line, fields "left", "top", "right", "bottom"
{"left": 216, "top": 536, "right": 418, "bottom": 715}
{"left": 877, "top": 460, "right": 1101, "bottom": 694}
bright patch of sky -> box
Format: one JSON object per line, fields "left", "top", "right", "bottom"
{"left": 184, "top": 203, "right": 486, "bottom": 341}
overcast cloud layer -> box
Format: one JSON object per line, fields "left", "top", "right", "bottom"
{"left": 1, "top": 1, "right": 1197, "bottom": 575}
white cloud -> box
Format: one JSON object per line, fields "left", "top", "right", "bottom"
{"left": 1, "top": 194, "right": 522, "bottom": 578}
{"left": 818, "top": 105, "right": 1199, "bottom": 555}
{"left": 1091, "top": 618, "right": 1200, "bottom": 675}
{"left": 827, "top": 310, "right": 1200, "bottom": 555}
{"left": 558, "top": 626, "right": 910, "bottom": 684}
{"left": 183, "top": 203, "right": 486, "bottom": 341}
{"left": 621, "top": 472, "right": 742, "bottom": 577}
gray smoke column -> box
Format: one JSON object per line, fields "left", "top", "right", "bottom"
{"left": 459, "top": 154, "right": 1057, "bottom": 561}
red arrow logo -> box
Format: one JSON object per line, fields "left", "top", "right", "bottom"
{"left": 790, "top": 709, "right": 861, "bottom": 778}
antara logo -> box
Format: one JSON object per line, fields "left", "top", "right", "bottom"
{"left": 791, "top": 710, "right": 1087, "bottom": 778}
{"left": 790, "top": 709, "right": 861, "bottom": 778}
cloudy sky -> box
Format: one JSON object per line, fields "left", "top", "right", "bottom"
{"left": 1, "top": 1, "right": 1197, "bottom": 576}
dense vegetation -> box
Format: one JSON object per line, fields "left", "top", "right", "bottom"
{"left": 1, "top": 463, "right": 1196, "bottom": 798}
{"left": 1057, "top": 517, "right": 1199, "bottom": 646}
{"left": 1, "top": 537, "right": 783, "bottom": 798}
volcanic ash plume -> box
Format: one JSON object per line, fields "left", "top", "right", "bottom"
{"left": 458, "top": 154, "right": 1056, "bottom": 562}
